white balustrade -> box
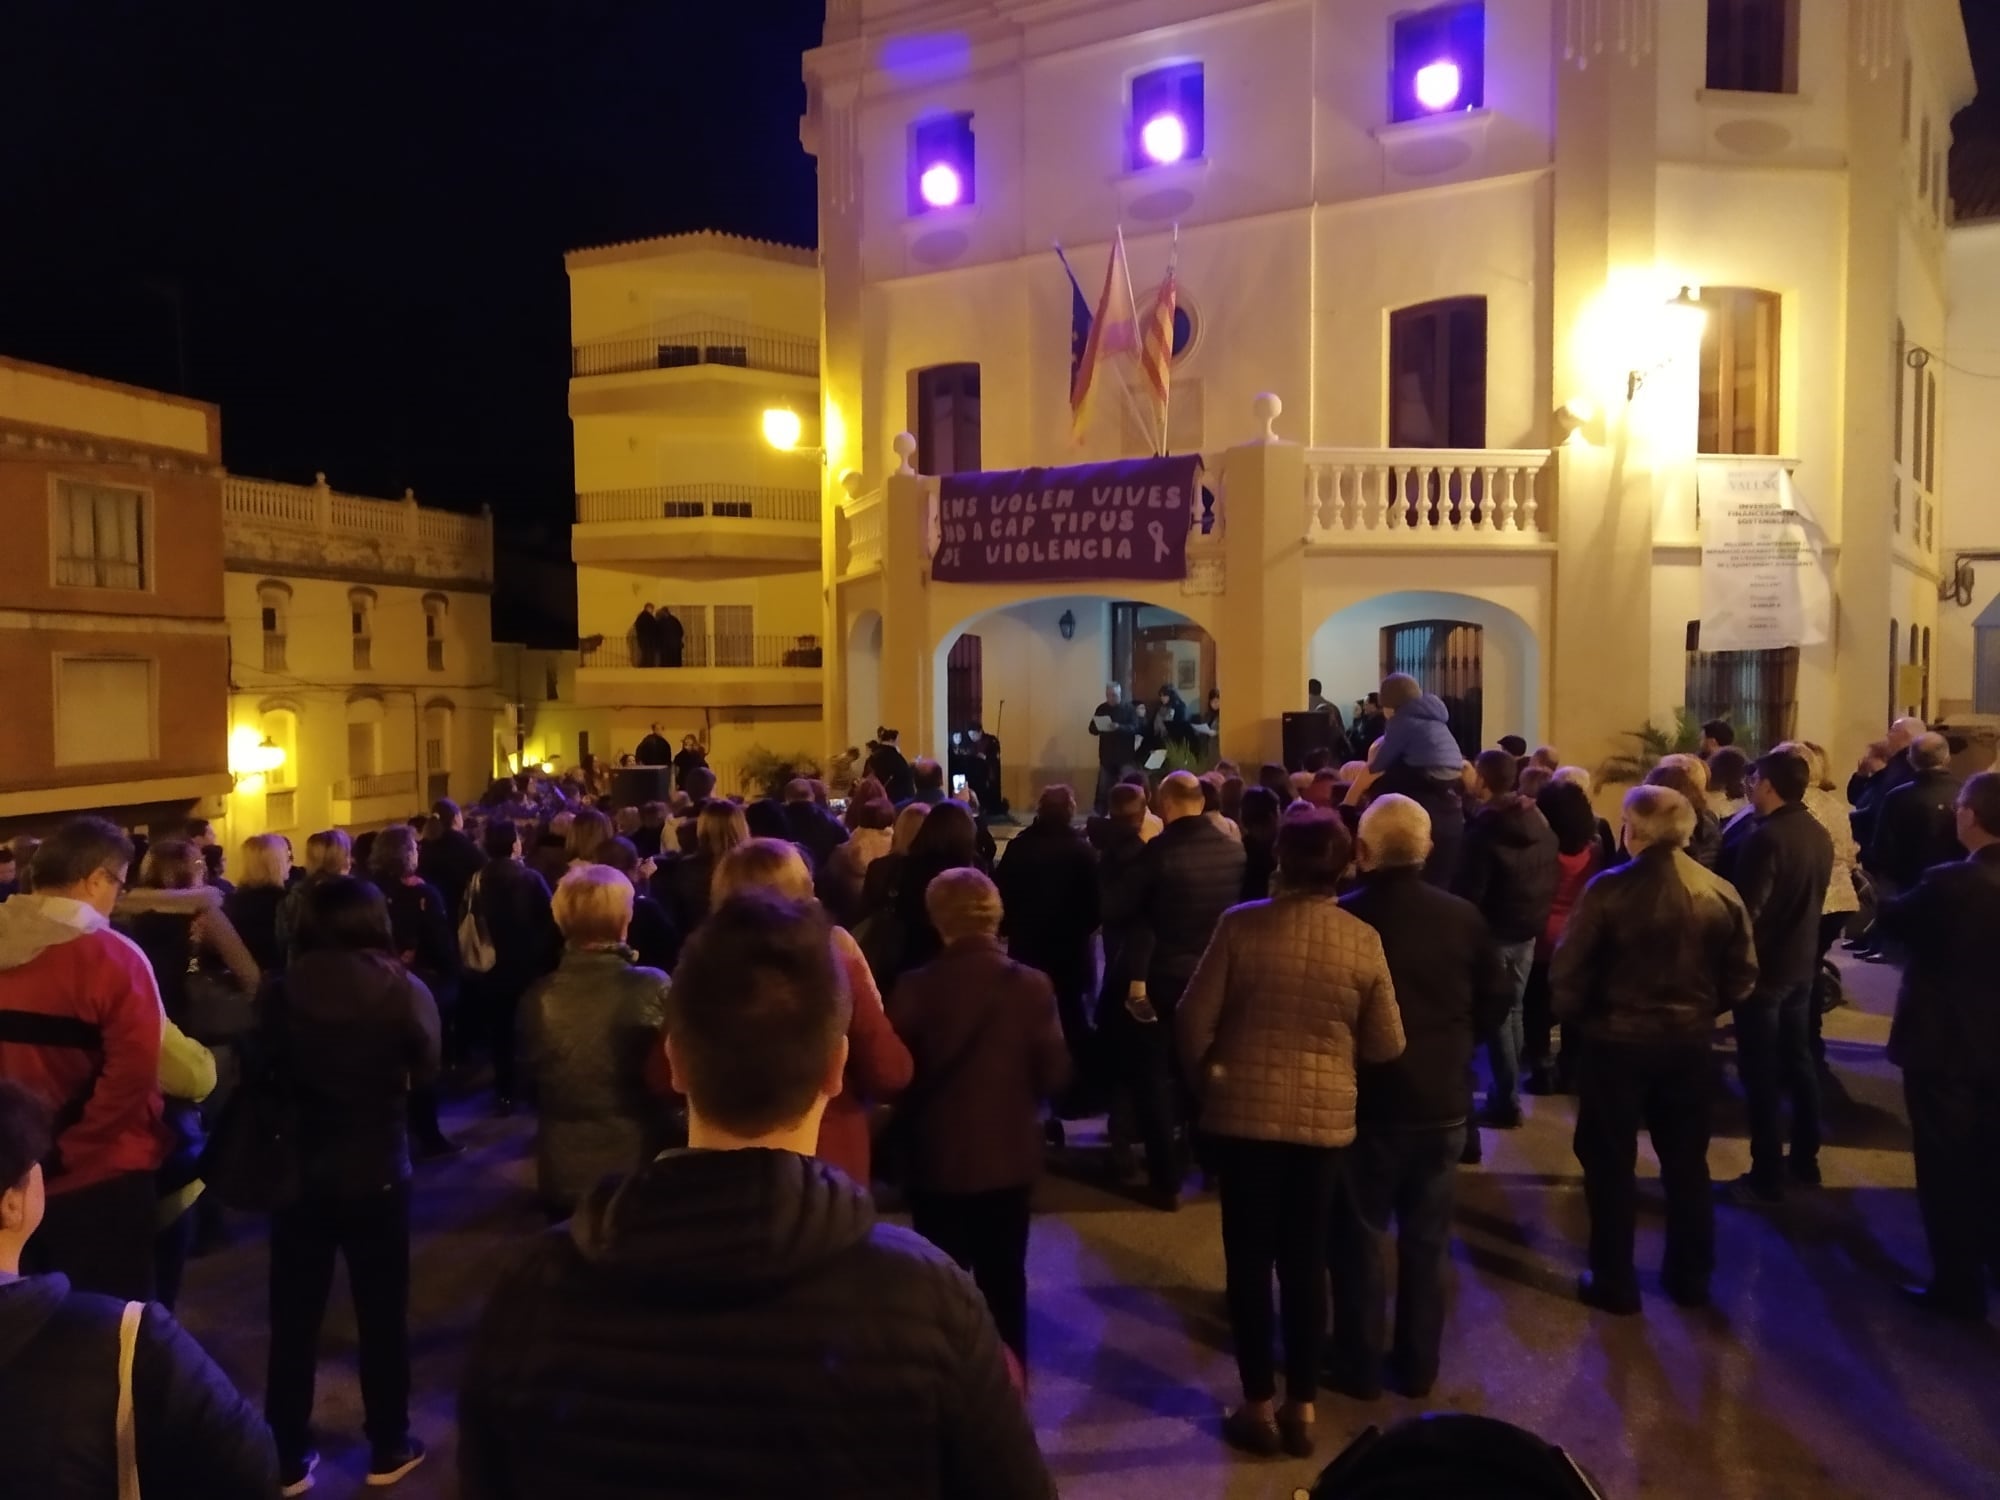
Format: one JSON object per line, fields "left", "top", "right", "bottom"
{"left": 842, "top": 490, "right": 885, "bottom": 577}
{"left": 1303, "top": 449, "right": 1552, "bottom": 544}
{"left": 223, "top": 474, "right": 493, "bottom": 580}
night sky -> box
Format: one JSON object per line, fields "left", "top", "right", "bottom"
{"left": 0, "top": 0, "right": 825, "bottom": 537}
{"left": 2, "top": 1, "right": 1995, "bottom": 547}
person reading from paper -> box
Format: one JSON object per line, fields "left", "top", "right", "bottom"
{"left": 1089, "top": 683, "right": 1140, "bottom": 813}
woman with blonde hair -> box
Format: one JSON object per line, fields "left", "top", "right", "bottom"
{"left": 226, "top": 833, "right": 293, "bottom": 973}
{"left": 564, "top": 807, "right": 615, "bottom": 866}
{"left": 519, "top": 864, "right": 670, "bottom": 1216}
{"left": 1645, "top": 762, "right": 1722, "bottom": 869}
{"left": 857, "top": 801, "right": 931, "bottom": 923}
{"left": 820, "top": 796, "right": 896, "bottom": 926}
{"left": 711, "top": 839, "right": 911, "bottom": 1187}
{"left": 663, "top": 800, "right": 750, "bottom": 935}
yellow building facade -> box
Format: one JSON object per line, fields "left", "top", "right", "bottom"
{"left": 565, "top": 230, "right": 827, "bottom": 790}
{"left": 804, "top": 0, "right": 1976, "bottom": 796}
{"left": 222, "top": 473, "right": 500, "bottom": 841}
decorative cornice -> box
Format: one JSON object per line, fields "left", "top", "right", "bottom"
{"left": 0, "top": 419, "right": 225, "bottom": 477}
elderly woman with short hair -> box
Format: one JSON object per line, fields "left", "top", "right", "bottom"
{"left": 518, "top": 864, "right": 671, "bottom": 1217}
{"left": 1176, "top": 808, "right": 1406, "bottom": 1459}
{"left": 1551, "top": 785, "right": 1758, "bottom": 1315}
{"left": 887, "top": 867, "right": 1070, "bottom": 1361}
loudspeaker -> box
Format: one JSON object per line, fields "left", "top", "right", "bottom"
{"left": 610, "top": 767, "right": 673, "bottom": 810}
{"left": 1282, "top": 711, "right": 1342, "bottom": 772}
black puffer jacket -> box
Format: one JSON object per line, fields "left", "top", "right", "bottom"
{"left": 1342, "top": 866, "right": 1513, "bottom": 1128}
{"left": 995, "top": 818, "right": 1101, "bottom": 991}
{"left": 280, "top": 949, "right": 442, "bottom": 1197}
{"left": 1869, "top": 768, "right": 1964, "bottom": 891}
{"left": 459, "top": 1148, "right": 1054, "bottom": 1500}
{"left": 1551, "top": 846, "right": 1758, "bottom": 1045}
{"left": 1115, "top": 813, "right": 1247, "bottom": 993}
{"left": 1454, "top": 794, "right": 1559, "bottom": 944}
{"left": 0, "top": 1274, "right": 277, "bottom": 1499}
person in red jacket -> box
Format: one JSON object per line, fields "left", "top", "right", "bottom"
{"left": 0, "top": 817, "right": 166, "bottom": 1300}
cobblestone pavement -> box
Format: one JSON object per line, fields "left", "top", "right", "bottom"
{"left": 177, "top": 954, "right": 2000, "bottom": 1498}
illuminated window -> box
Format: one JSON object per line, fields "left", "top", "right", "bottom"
{"left": 908, "top": 113, "right": 974, "bottom": 215}
{"left": 1390, "top": 3, "right": 1485, "bottom": 124}
{"left": 1705, "top": 0, "right": 1798, "bottom": 94}
{"left": 1698, "top": 288, "right": 1781, "bottom": 455}
{"left": 1131, "top": 63, "right": 1204, "bottom": 169}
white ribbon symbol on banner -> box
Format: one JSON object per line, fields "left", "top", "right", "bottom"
{"left": 1148, "top": 519, "right": 1168, "bottom": 562}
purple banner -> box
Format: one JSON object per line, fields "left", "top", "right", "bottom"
{"left": 931, "top": 454, "right": 1202, "bottom": 584}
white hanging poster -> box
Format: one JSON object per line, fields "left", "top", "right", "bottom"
{"left": 1698, "top": 461, "right": 1831, "bottom": 651}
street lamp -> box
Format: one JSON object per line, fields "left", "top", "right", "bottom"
{"left": 1627, "top": 287, "right": 1707, "bottom": 401}
{"left": 762, "top": 407, "right": 804, "bottom": 451}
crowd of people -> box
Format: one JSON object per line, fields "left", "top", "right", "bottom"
{"left": 0, "top": 676, "right": 1994, "bottom": 1494}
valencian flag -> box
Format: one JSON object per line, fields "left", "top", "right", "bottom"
{"left": 1069, "top": 227, "right": 1142, "bottom": 444}
{"left": 1136, "top": 229, "right": 1178, "bottom": 455}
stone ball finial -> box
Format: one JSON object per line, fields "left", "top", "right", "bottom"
{"left": 892, "top": 432, "right": 918, "bottom": 476}
{"left": 839, "top": 469, "right": 866, "bottom": 499}
{"left": 313, "top": 471, "right": 328, "bottom": 486}
{"left": 1253, "top": 393, "right": 1282, "bottom": 444}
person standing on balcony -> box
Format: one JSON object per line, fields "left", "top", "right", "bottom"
{"left": 657, "top": 606, "right": 686, "bottom": 669}
{"left": 631, "top": 604, "right": 660, "bottom": 669}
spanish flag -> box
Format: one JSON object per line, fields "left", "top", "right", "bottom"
{"left": 1070, "top": 227, "right": 1141, "bottom": 444}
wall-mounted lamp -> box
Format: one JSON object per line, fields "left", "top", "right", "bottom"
{"left": 228, "top": 728, "right": 286, "bottom": 789}
{"left": 1626, "top": 287, "right": 1706, "bottom": 401}
{"left": 761, "top": 407, "right": 805, "bottom": 451}
{"left": 1058, "top": 609, "right": 1076, "bottom": 641}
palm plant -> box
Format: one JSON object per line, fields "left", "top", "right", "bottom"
{"left": 1597, "top": 708, "right": 1706, "bottom": 786}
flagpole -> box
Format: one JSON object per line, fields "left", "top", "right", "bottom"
{"left": 1114, "top": 225, "right": 1162, "bottom": 456}
{"left": 1159, "top": 223, "right": 1180, "bottom": 458}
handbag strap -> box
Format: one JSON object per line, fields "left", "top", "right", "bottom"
{"left": 116, "top": 1299, "right": 142, "bottom": 1500}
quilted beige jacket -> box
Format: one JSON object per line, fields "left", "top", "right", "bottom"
{"left": 1176, "top": 891, "right": 1405, "bottom": 1148}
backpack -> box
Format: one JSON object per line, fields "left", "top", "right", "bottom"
{"left": 458, "top": 869, "right": 496, "bottom": 973}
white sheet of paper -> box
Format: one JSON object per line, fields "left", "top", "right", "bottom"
{"left": 1091, "top": 715, "right": 1115, "bottom": 732}
{"left": 1144, "top": 750, "right": 1167, "bottom": 771}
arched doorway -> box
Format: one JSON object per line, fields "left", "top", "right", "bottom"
{"left": 1311, "top": 591, "right": 1541, "bottom": 750}
{"left": 846, "top": 610, "right": 883, "bottom": 750}
{"left": 933, "top": 595, "right": 1218, "bottom": 813}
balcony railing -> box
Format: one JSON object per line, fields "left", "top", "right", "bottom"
{"left": 333, "top": 770, "right": 417, "bottom": 801}
{"left": 222, "top": 474, "right": 492, "bottom": 584}
{"left": 840, "top": 490, "right": 885, "bottom": 577}
{"left": 353, "top": 637, "right": 372, "bottom": 670}
{"left": 1304, "top": 449, "right": 1552, "bottom": 543}
{"left": 571, "top": 319, "right": 818, "bottom": 380}
{"left": 263, "top": 633, "right": 288, "bottom": 671}
{"left": 581, "top": 634, "right": 824, "bottom": 671}
{"left": 576, "top": 484, "right": 819, "bottom": 525}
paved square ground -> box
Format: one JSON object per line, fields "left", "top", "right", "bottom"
{"left": 177, "top": 956, "right": 2000, "bottom": 1498}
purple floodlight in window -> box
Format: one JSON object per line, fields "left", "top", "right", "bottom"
{"left": 1139, "top": 112, "right": 1188, "bottom": 165}
{"left": 1413, "top": 59, "right": 1463, "bottom": 113}
{"left": 918, "top": 162, "right": 963, "bottom": 209}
